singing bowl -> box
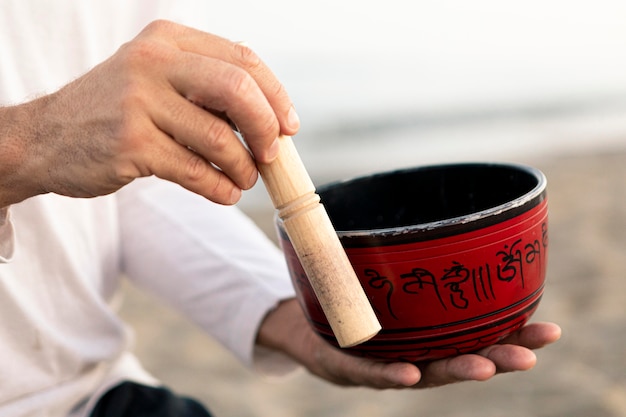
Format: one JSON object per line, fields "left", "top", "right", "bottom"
{"left": 276, "top": 162, "right": 548, "bottom": 362}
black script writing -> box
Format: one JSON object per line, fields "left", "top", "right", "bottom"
{"left": 366, "top": 269, "right": 397, "bottom": 320}
{"left": 497, "top": 239, "right": 525, "bottom": 288}
{"left": 400, "top": 268, "right": 446, "bottom": 310}
{"left": 364, "top": 222, "right": 547, "bottom": 317}
{"left": 441, "top": 261, "right": 470, "bottom": 309}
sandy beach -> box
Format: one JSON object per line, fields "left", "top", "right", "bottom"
{"left": 118, "top": 147, "right": 626, "bottom": 417}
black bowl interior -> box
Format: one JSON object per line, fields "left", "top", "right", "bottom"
{"left": 318, "top": 163, "right": 541, "bottom": 232}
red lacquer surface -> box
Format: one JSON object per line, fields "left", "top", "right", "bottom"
{"left": 279, "top": 199, "right": 548, "bottom": 362}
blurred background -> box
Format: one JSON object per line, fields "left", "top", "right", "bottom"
{"left": 120, "top": 1, "right": 626, "bottom": 416}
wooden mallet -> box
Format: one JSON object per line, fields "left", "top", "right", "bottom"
{"left": 257, "top": 135, "right": 382, "bottom": 347}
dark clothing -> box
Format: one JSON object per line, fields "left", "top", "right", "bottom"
{"left": 91, "top": 382, "right": 212, "bottom": 417}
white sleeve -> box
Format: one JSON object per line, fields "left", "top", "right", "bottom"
{"left": 116, "top": 177, "right": 298, "bottom": 373}
{"left": 0, "top": 207, "right": 15, "bottom": 263}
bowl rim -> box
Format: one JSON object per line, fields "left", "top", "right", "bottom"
{"left": 281, "top": 162, "right": 547, "bottom": 247}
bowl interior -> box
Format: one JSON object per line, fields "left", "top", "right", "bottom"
{"left": 318, "top": 163, "right": 542, "bottom": 234}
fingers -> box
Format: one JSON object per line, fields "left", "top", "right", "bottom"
{"left": 166, "top": 22, "right": 300, "bottom": 135}
{"left": 166, "top": 52, "right": 279, "bottom": 162}
{"left": 114, "top": 20, "right": 302, "bottom": 202}
{"left": 141, "top": 20, "right": 299, "bottom": 163}
{"left": 130, "top": 128, "right": 244, "bottom": 205}
{"left": 359, "top": 342, "right": 540, "bottom": 390}
{"left": 297, "top": 320, "right": 560, "bottom": 390}
{"left": 228, "top": 42, "right": 300, "bottom": 153}
{"left": 411, "top": 322, "right": 563, "bottom": 388}
{"left": 478, "top": 344, "right": 537, "bottom": 373}
{"left": 498, "top": 322, "right": 562, "bottom": 349}
{"left": 416, "top": 354, "right": 497, "bottom": 388}
{"left": 469, "top": 322, "right": 561, "bottom": 375}
{"left": 317, "top": 344, "right": 541, "bottom": 390}
{"left": 153, "top": 89, "right": 258, "bottom": 192}
{"left": 32, "top": 20, "right": 295, "bottom": 203}
{"left": 252, "top": 279, "right": 562, "bottom": 393}
{"left": 378, "top": 362, "right": 423, "bottom": 388}
{"left": 313, "top": 344, "right": 422, "bottom": 388}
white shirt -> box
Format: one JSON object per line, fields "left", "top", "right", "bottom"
{"left": 0, "top": 1, "right": 296, "bottom": 416}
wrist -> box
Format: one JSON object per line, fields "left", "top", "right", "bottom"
{"left": 0, "top": 101, "right": 49, "bottom": 207}
{"left": 257, "top": 299, "right": 309, "bottom": 354}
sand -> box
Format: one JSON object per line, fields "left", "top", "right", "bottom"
{"left": 118, "top": 148, "right": 626, "bottom": 417}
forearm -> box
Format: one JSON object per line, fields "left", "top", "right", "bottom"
{"left": 256, "top": 298, "right": 312, "bottom": 360}
{"left": 0, "top": 100, "right": 48, "bottom": 208}
{"left": 116, "top": 177, "right": 296, "bottom": 365}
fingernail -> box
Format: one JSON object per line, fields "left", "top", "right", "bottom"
{"left": 287, "top": 106, "right": 300, "bottom": 131}
{"left": 247, "top": 169, "right": 259, "bottom": 189}
{"left": 229, "top": 188, "right": 242, "bottom": 204}
{"left": 267, "top": 138, "right": 280, "bottom": 161}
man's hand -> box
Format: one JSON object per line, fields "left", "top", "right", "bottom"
{"left": 0, "top": 20, "right": 299, "bottom": 207}
{"left": 258, "top": 299, "right": 561, "bottom": 388}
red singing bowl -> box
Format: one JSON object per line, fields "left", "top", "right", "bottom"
{"left": 277, "top": 162, "right": 548, "bottom": 362}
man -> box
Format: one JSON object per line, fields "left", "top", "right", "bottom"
{"left": 0, "top": 1, "right": 560, "bottom": 416}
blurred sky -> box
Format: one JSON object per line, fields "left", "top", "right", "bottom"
{"left": 195, "top": 0, "right": 626, "bottom": 120}
{"left": 184, "top": 0, "right": 626, "bottom": 204}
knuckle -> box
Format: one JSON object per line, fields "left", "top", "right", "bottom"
{"left": 241, "top": 108, "right": 279, "bottom": 147}
{"left": 208, "top": 173, "right": 239, "bottom": 204}
{"left": 109, "top": 98, "right": 149, "bottom": 146}
{"left": 117, "top": 84, "right": 146, "bottom": 116}
{"left": 225, "top": 68, "right": 256, "bottom": 99}
{"left": 141, "top": 19, "right": 178, "bottom": 37}
{"left": 120, "top": 38, "right": 167, "bottom": 70}
{"left": 257, "top": 112, "right": 279, "bottom": 139}
{"left": 270, "top": 79, "right": 288, "bottom": 100}
{"left": 118, "top": 22, "right": 177, "bottom": 74}
{"left": 209, "top": 173, "right": 225, "bottom": 199}
{"left": 183, "top": 152, "right": 209, "bottom": 182}
{"left": 233, "top": 156, "right": 257, "bottom": 189}
{"left": 232, "top": 43, "right": 263, "bottom": 70}
{"left": 205, "top": 119, "right": 233, "bottom": 152}
{"left": 112, "top": 161, "right": 141, "bottom": 185}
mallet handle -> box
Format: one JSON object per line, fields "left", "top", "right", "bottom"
{"left": 257, "top": 135, "right": 381, "bottom": 347}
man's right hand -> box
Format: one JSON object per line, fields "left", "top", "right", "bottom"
{"left": 0, "top": 20, "right": 300, "bottom": 208}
